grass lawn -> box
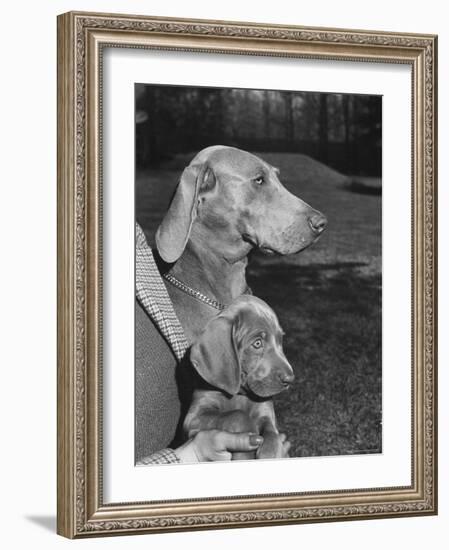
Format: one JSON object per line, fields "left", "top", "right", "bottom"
{"left": 137, "top": 151, "right": 382, "bottom": 458}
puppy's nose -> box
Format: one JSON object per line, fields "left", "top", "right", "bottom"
{"left": 280, "top": 371, "right": 295, "bottom": 385}
{"left": 309, "top": 213, "right": 328, "bottom": 234}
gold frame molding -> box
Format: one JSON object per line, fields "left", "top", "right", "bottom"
{"left": 57, "top": 11, "right": 438, "bottom": 539}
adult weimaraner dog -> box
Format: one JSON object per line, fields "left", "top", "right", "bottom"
{"left": 156, "top": 145, "right": 327, "bottom": 343}
{"left": 184, "top": 295, "right": 294, "bottom": 460}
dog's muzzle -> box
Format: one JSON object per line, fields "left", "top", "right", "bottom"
{"left": 308, "top": 212, "right": 328, "bottom": 234}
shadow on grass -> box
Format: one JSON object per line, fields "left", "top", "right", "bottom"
{"left": 247, "top": 259, "right": 382, "bottom": 458}
{"left": 344, "top": 177, "right": 382, "bottom": 196}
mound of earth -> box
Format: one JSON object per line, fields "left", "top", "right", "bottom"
{"left": 257, "top": 152, "right": 350, "bottom": 190}
{"left": 163, "top": 150, "right": 350, "bottom": 190}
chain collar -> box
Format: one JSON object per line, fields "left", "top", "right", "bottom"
{"left": 163, "top": 272, "right": 251, "bottom": 311}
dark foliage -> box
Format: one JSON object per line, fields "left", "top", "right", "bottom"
{"left": 136, "top": 84, "right": 381, "bottom": 177}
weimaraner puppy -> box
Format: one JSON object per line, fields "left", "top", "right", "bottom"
{"left": 184, "top": 295, "right": 294, "bottom": 460}
{"left": 156, "top": 145, "right": 327, "bottom": 343}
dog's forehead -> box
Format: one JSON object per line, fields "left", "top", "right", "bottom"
{"left": 196, "top": 146, "right": 271, "bottom": 173}
{"left": 242, "top": 308, "right": 280, "bottom": 333}
{"left": 226, "top": 296, "right": 281, "bottom": 333}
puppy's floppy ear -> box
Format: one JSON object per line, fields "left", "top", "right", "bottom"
{"left": 155, "top": 163, "right": 215, "bottom": 263}
{"left": 190, "top": 315, "right": 241, "bottom": 396}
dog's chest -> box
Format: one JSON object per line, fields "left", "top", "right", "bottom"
{"left": 165, "top": 283, "right": 218, "bottom": 342}
{"left": 222, "top": 393, "right": 255, "bottom": 414}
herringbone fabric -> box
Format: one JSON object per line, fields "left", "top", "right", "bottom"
{"left": 136, "top": 448, "right": 180, "bottom": 465}
{"left": 135, "top": 223, "right": 189, "bottom": 362}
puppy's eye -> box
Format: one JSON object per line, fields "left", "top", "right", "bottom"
{"left": 252, "top": 338, "right": 264, "bottom": 350}
{"left": 254, "top": 176, "right": 264, "bottom": 186}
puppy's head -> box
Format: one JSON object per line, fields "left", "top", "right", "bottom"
{"left": 190, "top": 295, "right": 294, "bottom": 398}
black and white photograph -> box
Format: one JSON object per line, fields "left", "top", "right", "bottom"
{"left": 52, "top": 7, "right": 437, "bottom": 539}
{"left": 134, "top": 84, "right": 382, "bottom": 465}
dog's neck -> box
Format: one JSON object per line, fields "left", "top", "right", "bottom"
{"left": 169, "top": 239, "right": 249, "bottom": 306}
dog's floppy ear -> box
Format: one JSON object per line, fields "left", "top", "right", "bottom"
{"left": 190, "top": 315, "right": 241, "bottom": 396}
{"left": 155, "top": 162, "right": 215, "bottom": 263}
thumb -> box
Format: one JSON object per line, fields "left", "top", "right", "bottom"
{"left": 218, "top": 431, "right": 264, "bottom": 452}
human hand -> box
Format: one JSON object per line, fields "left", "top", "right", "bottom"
{"left": 175, "top": 429, "right": 263, "bottom": 463}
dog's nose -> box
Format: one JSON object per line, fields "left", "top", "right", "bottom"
{"left": 280, "top": 371, "right": 295, "bottom": 385}
{"left": 309, "top": 213, "right": 328, "bottom": 234}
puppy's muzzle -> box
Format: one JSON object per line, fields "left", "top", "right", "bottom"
{"left": 278, "top": 370, "right": 295, "bottom": 388}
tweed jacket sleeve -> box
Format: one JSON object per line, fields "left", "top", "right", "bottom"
{"left": 135, "top": 223, "right": 189, "bottom": 361}
{"left": 136, "top": 448, "right": 181, "bottom": 465}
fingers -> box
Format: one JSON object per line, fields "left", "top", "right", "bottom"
{"left": 214, "top": 431, "right": 264, "bottom": 452}
{"left": 176, "top": 430, "right": 291, "bottom": 463}
{"left": 177, "top": 430, "right": 264, "bottom": 462}
{"left": 210, "top": 450, "right": 233, "bottom": 462}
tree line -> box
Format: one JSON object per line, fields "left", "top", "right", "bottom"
{"left": 136, "top": 84, "right": 381, "bottom": 176}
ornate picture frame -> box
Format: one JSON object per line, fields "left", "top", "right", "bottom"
{"left": 57, "top": 11, "right": 437, "bottom": 538}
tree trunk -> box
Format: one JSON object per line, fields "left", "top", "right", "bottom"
{"left": 263, "top": 91, "right": 270, "bottom": 138}
{"left": 318, "top": 93, "right": 329, "bottom": 164}
{"left": 284, "top": 91, "right": 294, "bottom": 145}
{"left": 342, "top": 94, "right": 350, "bottom": 173}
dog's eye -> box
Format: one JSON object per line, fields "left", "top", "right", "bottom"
{"left": 252, "top": 338, "right": 264, "bottom": 349}
{"left": 254, "top": 176, "right": 264, "bottom": 186}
